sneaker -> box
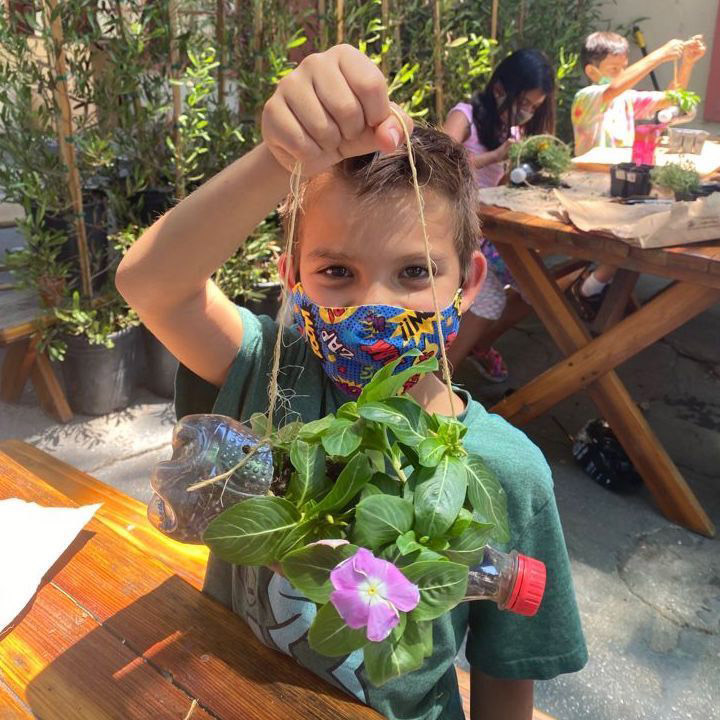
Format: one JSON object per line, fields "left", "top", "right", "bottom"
{"left": 567, "top": 270, "right": 607, "bottom": 323}
{"left": 468, "top": 346, "right": 509, "bottom": 383}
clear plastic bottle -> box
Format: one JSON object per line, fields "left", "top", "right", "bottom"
{"left": 464, "top": 546, "right": 546, "bottom": 616}
{"left": 148, "top": 414, "right": 273, "bottom": 544}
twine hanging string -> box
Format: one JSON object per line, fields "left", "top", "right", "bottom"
{"left": 389, "top": 107, "right": 456, "bottom": 417}
{"left": 189, "top": 113, "right": 458, "bottom": 492}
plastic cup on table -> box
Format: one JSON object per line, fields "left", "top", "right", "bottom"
{"left": 632, "top": 121, "right": 664, "bottom": 166}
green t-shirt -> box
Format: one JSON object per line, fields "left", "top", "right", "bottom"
{"left": 175, "top": 308, "right": 588, "bottom": 720}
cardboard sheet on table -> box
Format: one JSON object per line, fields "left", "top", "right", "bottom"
{"left": 554, "top": 190, "right": 720, "bottom": 249}
{"left": 0, "top": 498, "right": 100, "bottom": 633}
{"left": 572, "top": 142, "right": 720, "bottom": 177}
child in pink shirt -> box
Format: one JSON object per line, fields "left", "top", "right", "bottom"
{"left": 444, "top": 49, "right": 555, "bottom": 381}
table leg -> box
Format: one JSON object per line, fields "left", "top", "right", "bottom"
{"left": 31, "top": 351, "right": 73, "bottom": 424}
{"left": 591, "top": 269, "right": 640, "bottom": 334}
{"left": 493, "top": 279, "right": 720, "bottom": 424}
{"left": 493, "top": 243, "right": 715, "bottom": 538}
{"left": 0, "top": 338, "right": 35, "bottom": 403}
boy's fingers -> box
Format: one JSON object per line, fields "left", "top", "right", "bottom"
{"left": 279, "top": 73, "right": 343, "bottom": 153}
{"left": 373, "top": 103, "right": 413, "bottom": 153}
{"left": 312, "top": 62, "right": 366, "bottom": 141}
{"left": 336, "top": 45, "right": 391, "bottom": 128}
{"left": 262, "top": 96, "right": 326, "bottom": 167}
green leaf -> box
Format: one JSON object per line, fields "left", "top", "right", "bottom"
{"left": 358, "top": 351, "right": 438, "bottom": 405}
{"left": 396, "top": 530, "right": 423, "bottom": 556}
{"left": 416, "top": 436, "right": 447, "bottom": 467}
{"left": 358, "top": 396, "right": 427, "bottom": 445}
{"left": 352, "top": 495, "right": 414, "bottom": 551}
{"left": 360, "top": 483, "right": 383, "bottom": 500}
{"left": 204, "top": 496, "right": 301, "bottom": 566}
{"left": 249, "top": 412, "right": 272, "bottom": 437}
{"left": 466, "top": 454, "right": 510, "bottom": 543}
{"left": 363, "top": 621, "right": 425, "bottom": 686}
{"left": 321, "top": 418, "right": 363, "bottom": 457}
{"left": 337, "top": 401, "right": 359, "bottom": 420}
{"left": 297, "top": 414, "right": 335, "bottom": 441}
{"left": 413, "top": 456, "right": 468, "bottom": 538}
{"left": 308, "top": 602, "right": 368, "bottom": 657}
{"left": 448, "top": 507, "right": 474, "bottom": 537}
{"left": 281, "top": 543, "right": 358, "bottom": 604}
{"left": 287, "top": 439, "right": 328, "bottom": 506}
{"left": 312, "top": 453, "right": 373, "bottom": 515}
{"left": 401, "top": 560, "right": 468, "bottom": 621}
{"left": 407, "top": 619, "right": 434, "bottom": 658}
{"left": 443, "top": 522, "right": 494, "bottom": 566}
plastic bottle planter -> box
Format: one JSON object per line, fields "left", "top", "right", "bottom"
{"left": 465, "top": 545, "right": 546, "bottom": 616}
{"left": 148, "top": 415, "right": 274, "bottom": 543}
{"left": 148, "top": 414, "right": 547, "bottom": 617}
{"left": 610, "top": 163, "right": 653, "bottom": 198}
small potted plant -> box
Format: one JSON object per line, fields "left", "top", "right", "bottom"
{"left": 41, "top": 289, "right": 142, "bottom": 415}
{"left": 650, "top": 162, "right": 701, "bottom": 201}
{"left": 508, "top": 136, "right": 572, "bottom": 186}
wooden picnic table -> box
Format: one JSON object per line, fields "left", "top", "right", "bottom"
{"left": 479, "top": 204, "right": 720, "bottom": 538}
{"left": 0, "top": 446, "right": 384, "bottom": 720}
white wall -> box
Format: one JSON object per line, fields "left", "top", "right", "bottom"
{"left": 601, "top": 0, "right": 719, "bottom": 134}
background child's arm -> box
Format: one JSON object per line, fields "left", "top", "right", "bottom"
{"left": 117, "top": 45, "right": 410, "bottom": 388}
{"left": 668, "top": 35, "right": 706, "bottom": 91}
{"left": 602, "top": 39, "right": 684, "bottom": 105}
{"left": 470, "top": 671, "right": 534, "bottom": 720}
{"left": 443, "top": 112, "right": 515, "bottom": 170}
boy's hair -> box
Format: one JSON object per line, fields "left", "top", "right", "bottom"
{"left": 581, "top": 31, "right": 629, "bottom": 69}
{"left": 281, "top": 126, "right": 480, "bottom": 279}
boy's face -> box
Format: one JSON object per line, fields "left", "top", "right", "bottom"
{"left": 285, "top": 173, "right": 485, "bottom": 313}
{"left": 585, "top": 52, "right": 628, "bottom": 83}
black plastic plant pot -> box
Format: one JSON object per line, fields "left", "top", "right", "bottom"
{"left": 142, "top": 325, "right": 179, "bottom": 399}
{"left": 129, "top": 188, "right": 174, "bottom": 226}
{"left": 61, "top": 325, "right": 142, "bottom": 416}
{"left": 610, "top": 163, "right": 653, "bottom": 198}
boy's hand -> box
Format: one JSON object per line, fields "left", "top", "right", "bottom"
{"left": 682, "top": 35, "right": 706, "bottom": 63}
{"left": 262, "top": 44, "right": 413, "bottom": 176}
{"left": 659, "top": 39, "right": 686, "bottom": 62}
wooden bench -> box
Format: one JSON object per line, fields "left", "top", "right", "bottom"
{"left": 0, "top": 288, "right": 73, "bottom": 422}
{"left": 2, "top": 439, "right": 557, "bottom": 720}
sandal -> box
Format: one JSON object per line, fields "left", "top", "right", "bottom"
{"left": 468, "top": 346, "right": 509, "bottom": 383}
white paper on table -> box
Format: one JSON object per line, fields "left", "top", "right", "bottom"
{"left": 0, "top": 499, "right": 101, "bottom": 633}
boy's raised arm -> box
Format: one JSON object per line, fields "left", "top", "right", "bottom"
{"left": 602, "top": 38, "right": 684, "bottom": 105}
{"left": 668, "top": 35, "right": 706, "bottom": 91}
{"left": 116, "top": 143, "right": 290, "bottom": 387}
{"left": 116, "top": 45, "right": 411, "bottom": 388}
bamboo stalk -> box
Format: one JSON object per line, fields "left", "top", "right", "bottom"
{"left": 380, "top": 0, "right": 390, "bottom": 74}
{"left": 252, "top": 0, "right": 264, "bottom": 74}
{"left": 433, "top": 0, "right": 444, "bottom": 120}
{"left": 336, "top": 0, "right": 344, "bottom": 44}
{"left": 318, "top": 0, "right": 327, "bottom": 50}
{"left": 216, "top": 0, "right": 226, "bottom": 106}
{"left": 491, "top": 0, "right": 499, "bottom": 41}
{"left": 42, "top": 0, "right": 92, "bottom": 299}
{"left": 168, "top": 0, "right": 185, "bottom": 199}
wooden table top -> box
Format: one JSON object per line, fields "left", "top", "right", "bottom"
{"left": 479, "top": 204, "right": 720, "bottom": 290}
{"left": 0, "top": 451, "right": 383, "bottom": 720}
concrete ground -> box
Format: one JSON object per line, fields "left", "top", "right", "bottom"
{"left": 1, "top": 217, "right": 718, "bottom": 718}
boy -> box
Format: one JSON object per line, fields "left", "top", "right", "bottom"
{"left": 570, "top": 31, "right": 705, "bottom": 319}
{"left": 117, "top": 45, "right": 587, "bottom": 720}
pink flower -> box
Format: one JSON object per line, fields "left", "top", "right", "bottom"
{"left": 329, "top": 548, "right": 420, "bottom": 642}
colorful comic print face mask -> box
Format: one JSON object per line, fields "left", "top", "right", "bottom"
{"left": 290, "top": 283, "right": 463, "bottom": 398}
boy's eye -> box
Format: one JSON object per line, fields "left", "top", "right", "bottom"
{"left": 322, "top": 266, "right": 352, "bottom": 278}
{"left": 400, "top": 265, "right": 430, "bottom": 279}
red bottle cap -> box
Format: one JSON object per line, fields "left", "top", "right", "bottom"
{"left": 506, "top": 553, "right": 546, "bottom": 616}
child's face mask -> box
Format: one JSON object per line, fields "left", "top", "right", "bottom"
{"left": 496, "top": 92, "right": 535, "bottom": 126}
{"left": 290, "top": 283, "right": 462, "bottom": 397}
